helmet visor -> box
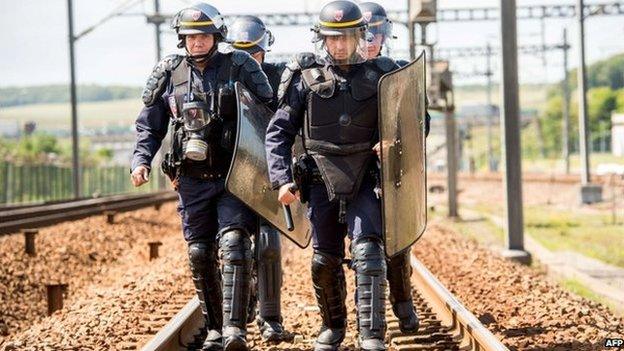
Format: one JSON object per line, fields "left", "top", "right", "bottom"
{"left": 366, "top": 31, "right": 392, "bottom": 58}
{"left": 366, "top": 15, "right": 393, "bottom": 40}
{"left": 314, "top": 27, "right": 367, "bottom": 65}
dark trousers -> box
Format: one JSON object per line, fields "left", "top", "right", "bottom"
{"left": 176, "top": 176, "right": 258, "bottom": 242}
{"left": 307, "top": 178, "right": 383, "bottom": 258}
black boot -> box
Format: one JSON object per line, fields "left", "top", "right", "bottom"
{"left": 311, "top": 251, "right": 347, "bottom": 351}
{"left": 387, "top": 250, "right": 419, "bottom": 334}
{"left": 219, "top": 229, "right": 253, "bottom": 351}
{"left": 351, "top": 237, "right": 387, "bottom": 351}
{"left": 256, "top": 224, "right": 287, "bottom": 342}
{"left": 188, "top": 242, "right": 223, "bottom": 351}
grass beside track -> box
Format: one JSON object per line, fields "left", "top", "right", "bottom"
{"left": 524, "top": 205, "right": 624, "bottom": 268}
{"left": 432, "top": 213, "right": 622, "bottom": 314}
{"left": 466, "top": 202, "right": 624, "bottom": 269}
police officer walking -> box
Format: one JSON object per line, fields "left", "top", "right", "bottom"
{"left": 360, "top": 1, "right": 430, "bottom": 133}
{"left": 226, "top": 15, "right": 287, "bottom": 342}
{"left": 360, "top": 1, "right": 429, "bottom": 335}
{"left": 130, "top": 4, "right": 272, "bottom": 351}
{"left": 265, "top": 1, "right": 399, "bottom": 350}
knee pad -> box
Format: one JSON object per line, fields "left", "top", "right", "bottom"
{"left": 188, "top": 242, "right": 219, "bottom": 267}
{"left": 219, "top": 229, "right": 252, "bottom": 264}
{"left": 387, "top": 250, "right": 411, "bottom": 272}
{"left": 311, "top": 250, "right": 343, "bottom": 284}
{"left": 350, "top": 236, "right": 386, "bottom": 275}
{"left": 351, "top": 237, "right": 387, "bottom": 340}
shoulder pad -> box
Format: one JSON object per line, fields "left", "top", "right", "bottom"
{"left": 141, "top": 54, "right": 183, "bottom": 106}
{"left": 234, "top": 52, "right": 272, "bottom": 101}
{"left": 278, "top": 52, "right": 319, "bottom": 104}
{"left": 231, "top": 49, "right": 253, "bottom": 67}
{"left": 301, "top": 67, "right": 335, "bottom": 99}
{"left": 373, "top": 56, "right": 399, "bottom": 73}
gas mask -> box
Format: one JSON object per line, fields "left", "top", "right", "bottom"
{"left": 181, "top": 71, "right": 216, "bottom": 162}
{"left": 182, "top": 100, "right": 211, "bottom": 161}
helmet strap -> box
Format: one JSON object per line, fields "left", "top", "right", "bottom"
{"left": 183, "top": 35, "right": 221, "bottom": 64}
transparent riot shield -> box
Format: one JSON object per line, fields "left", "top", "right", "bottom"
{"left": 225, "top": 82, "right": 312, "bottom": 248}
{"left": 378, "top": 53, "right": 427, "bottom": 257}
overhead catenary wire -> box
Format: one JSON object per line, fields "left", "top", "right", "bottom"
{"left": 74, "top": 0, "right": 145, "bottom": 40}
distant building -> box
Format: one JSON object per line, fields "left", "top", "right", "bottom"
{"left": 455, "top": 104, "right": 535, "bottom": 125}
{"left": 457, "top": 104, "right": 500, "bottom": 119}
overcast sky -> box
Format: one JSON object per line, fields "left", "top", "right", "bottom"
{"left": 1, "top": 0, "right": 623, "bottom": 87}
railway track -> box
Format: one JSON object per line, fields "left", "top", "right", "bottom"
{"left": 0, "top": 191, "right": 178, "bottom": 235}
{"left": 140, "top": 253, "right": 508, "bottom": 351}
{"left": 428, "top": 171, "right": 624, "bottom": 187}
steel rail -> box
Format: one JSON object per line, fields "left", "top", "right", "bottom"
{"left": 140, "top": 297, "right": 204, "bottom": 351}
{"left": 142, "top": 252, "right": 509, "bottom": 351}
{"left": 0, "top": 191, "right": 177, "bottom": 235}
{"left": 410, "top": 255, "right": 509, "bottom": 351}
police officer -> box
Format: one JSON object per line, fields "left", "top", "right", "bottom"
{"left": 360, "top": 1, "right": 431, "bottom": 134}
{"left": 226, "top": 15, "right": 287, "bottom": 342}
{"left": 130, "top": 4, "right": 272, "bottom": 351}
{"left": 265, "top": 1, "right": 398, "bottom": 350}
{"left": 359, "top": 2, "right": 394, "bottom": 60}
{"left": 360, "top": 1, "right": 428, "bottom": 335}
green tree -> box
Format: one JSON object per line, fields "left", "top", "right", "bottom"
{"left": 616, "top": 89, "right": 624, "bottom": 113}
{"left": 96, "top": 148, "right": 114, "bottom": 162}
{"left": 540, "top": 94, "right": 568, "bottom": 156}
{"left": 568, "top": 53, "right": 624, "bottom": 91}
{"left": 588, "top": 54, "right": 624, "bottom": 90}
{"left": 14, "top": 133, "right": 61, "bottom": 163}
{"left": 587, "top": 87, "right": 617, "bottom": 131}
{"left": 539, "top": 86, "right": 618, "bottom": 156}
{"left": 0, "top": 85, "right": 141, "bottom": 107}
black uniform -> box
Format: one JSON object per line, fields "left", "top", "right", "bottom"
{"left": 266, "top": 54, "right": 397, "bottom": 350}
{"left": 226, "top": 13, "right": 290, "bottom": 342}
{"left": 361, "top": 1, "right": 425, "bottom": 336}
{"left": 266, "top": 2, "right": 394, "bottom": 349}
{"left": 132, "top": 45, "right": 272, "bottom": 351}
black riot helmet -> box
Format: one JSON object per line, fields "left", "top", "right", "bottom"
{"left": 312, "top": 1, "right": 368, "bottom": 65}
{"left": 171, "top": 3, "right": 227, "bottom": 58}
{"left": 227, "top": 15, "right": 274, "bottom": 54}
{"left": 360, "top": 2, "right": 394, "bottom": 42}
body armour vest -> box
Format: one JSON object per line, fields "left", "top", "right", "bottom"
{"left": 300, "top": 62, "right": 382, "bottom": 201}
{"left": 168, "top": 56, "right": 240, "bottom": 178}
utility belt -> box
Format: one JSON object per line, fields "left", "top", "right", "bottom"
{"left": 161, "top": 154, "right": 226, "bottom": 182}
{"left": 179, "top": 162, "right": 225, "bottom": 181}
